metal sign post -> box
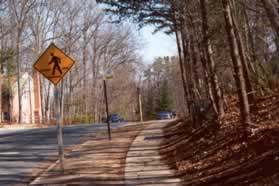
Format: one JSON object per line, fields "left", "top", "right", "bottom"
{"left": 103, "top": 79, "right": 111, "bottom": 140}
{"left": 33, "top": 42, "right": 75, "bottom": 172}
{"left": 55, "top": 85, "right": 64, "bottom": 171}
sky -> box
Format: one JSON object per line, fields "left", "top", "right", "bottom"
{"left": 137, "top": 26, "right": 177, "bottom": 64}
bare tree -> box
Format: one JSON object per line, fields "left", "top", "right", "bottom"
{"left": 8, "top": 0, "right": 35, "bottom": 123}
{"left": 222, "top": 0, "right": 251, "bottom": 137}
{"left": 200, "top": 0, "right": 224, "bottom": 117}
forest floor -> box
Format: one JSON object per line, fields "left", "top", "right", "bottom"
{"left": 160, "top": 93, "right": 279, "bottom": 185}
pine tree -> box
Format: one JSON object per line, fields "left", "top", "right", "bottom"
{"left": 156, "top": 80, "right": 172, "bottom": 111}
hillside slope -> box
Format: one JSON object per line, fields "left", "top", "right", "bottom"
{"left": 160, "top": 94, "right": 279, "bottom": 185}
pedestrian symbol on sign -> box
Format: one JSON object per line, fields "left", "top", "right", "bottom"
{"left": 49, "top": 53, "right": 62, "bottom": 75}
{"left": 33, "top": 42, "right": 76, "bottom": 172}
{"left": 33, "top": 42, "right": 75, "bottom": 85}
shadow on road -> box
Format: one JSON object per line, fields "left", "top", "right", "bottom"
{"left": 0, "top": 124, "right": 113, "bottom": 186}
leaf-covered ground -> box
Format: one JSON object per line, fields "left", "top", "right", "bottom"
{"left": 160, "top": 94, "right": 279, "bottom": 185}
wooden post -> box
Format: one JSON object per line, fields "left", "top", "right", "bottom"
{"left": 103, "top": 79, "right": 111, "bottom": 140}
{"left": 55, "top": 86, "right": 64, "bottom": 171}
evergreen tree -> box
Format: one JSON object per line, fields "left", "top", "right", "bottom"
{"left": 156, "top": 79, "right": 172, "bottom": 111}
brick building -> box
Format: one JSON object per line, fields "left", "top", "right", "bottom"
{"left": 1, "top": 71, "right": 42, "bottom": 124}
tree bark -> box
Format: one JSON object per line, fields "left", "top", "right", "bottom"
{"left": 186, "top": 7, "right": 217, "bottom": 111}
{"left": 200, "top": 0, "right": 224, "bottom": 117}
{"left": 16, "top": 29, "right": 22, "bottom": 123}
{"left": 190, "top": 36, "right": 202, "bottom": 99}
{"left": 174, "top": 22, "right": 190, "bottom": 114}
{"left": 181, "top": 31, "right": 194, "bottom": 102}
{"left": 92, "top": 33, "right": 98, "bottom": 121}
{"left": 229, "top": 0, "right": 255, "bottom": 104}
{"left": 261, "top": 0, "right": 279, "bottom": 37}
{"left": 169, "top": 1, "right": 191, "bottom": 115}
{"left": 82, "top": 29, "right": 88, "bottom": 114}
{"left": 199, "top": 44, "right": 218, "bottom": 114}
{"left": 39, "top": 75, "right": 44, "bottom": 124}
{"left": 0, "top": 38, "right": 2, "bottom": 123}
{"left": 222, "top": 0, "right": 251, "bottom": 133}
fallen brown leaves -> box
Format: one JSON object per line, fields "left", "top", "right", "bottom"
{"left": 160, "top": 94, "right": 279, "bottom": 185}
{"left": 29, "top": 123, "right": 147, "bottom": 185}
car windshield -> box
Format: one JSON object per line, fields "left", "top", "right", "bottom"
{"left": 110, "top": 114, "right": 120, "bottom": 118}
{"left": 158, "top": 111, "right": 170, "bottom": 115}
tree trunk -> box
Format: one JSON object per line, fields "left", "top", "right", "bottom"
{"left": 39, "top": 76, "right": 44, "bottom": 124}
{"left": 82, "top": 30, "right": 87, "bottom": 115}
{"left": 199, "top": 43, "right": 218, "bottom": 114}
{"left": 187, "top": 8, "right": 217, "bottom": 110}
{"left": 261, "top": 0, "right": 279, "bottom": 37}
{"left": 16, "top": 29, "right": 22, "bottom": 124}
{"left": 7, "top": 59, "right": 12, "bottom": 123}
{"left": 222, "top": 0, "right": 251, "bottom": 134}
{"left": 190, "top": 36, "right": 202, "bottom": 99}
{"left": 38, "top": 35, "right": 44, "bottom": 124}
{"left": 229, "top": 0, "right": 255, "bottom": 104}
{"left": 68, "top": 70, "right": 73, "bottom": 123}
{"left": 244, "top": 7, "right": 257, "bottom": 70}
{"left": 182, "top": 33, "right": 194, "bottom": 116}
{"left": 137, "top": 87, "right": 143, "bottom": 122}
{"left": 92, "top": 33, "right": 98, "bottom": 121}
{"left": 174, "top": 24, "right": 190, "bottom": 114}
{"left": 200, "top": 0, "right": 224, "bottom": 118}
{"left": 0, "top": 40, "right": 2, "bottom": 123}
{"left": 181, "top": 32, "right": 194, "bottom": 102}
{"left": 170, "top": 1, "right": 191, "bottom": 115}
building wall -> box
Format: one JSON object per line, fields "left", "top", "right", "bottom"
{"left": 11, "top": 72, "right": 40, "bottom": 124}
{"left": 32, "top": 70, "right": 41, "bottom": 123}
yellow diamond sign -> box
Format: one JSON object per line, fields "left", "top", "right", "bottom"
{"left": 33, "top": 43, "right": 75, "bottom": 85}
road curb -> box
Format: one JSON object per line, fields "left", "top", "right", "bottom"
{"left": 28, "top": 122, "right": 142, "bottom": 185}
{"left": 29, "top": 159, "right": 60, "bottom": 185}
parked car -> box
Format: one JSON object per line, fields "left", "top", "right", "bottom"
{"left": 110, "top": 113, "right": 123, "bottom": 123}
{"left": 157, "top": 111, "right": 173, "bottom": 120}
{"left": 102, "top": 113, "right": 123, "bottom": 123}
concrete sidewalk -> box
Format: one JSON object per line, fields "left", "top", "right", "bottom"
{"left": 125, "top": 121, "right": 182, "bottom": 186}
{"left": 29, "top": 121, "right": 181, "bottom": 185}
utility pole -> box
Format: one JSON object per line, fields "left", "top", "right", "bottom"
{"left": 103, "top": 79, "right": 111, "bottom": 140}
{"left": 137, "top": 87, "right": 143, "bottom": 122}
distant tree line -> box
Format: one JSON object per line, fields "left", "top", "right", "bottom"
{"left": 142, "top": 56, "right": 180, "bottom": 120}
{"left": 98, "top": 0, "right": 279, "bottom": 135}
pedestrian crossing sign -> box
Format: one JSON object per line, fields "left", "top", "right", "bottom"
{"left": 33, "top": 43, "right": 75, "bottom": 85}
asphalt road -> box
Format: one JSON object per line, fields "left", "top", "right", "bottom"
{"left": 0, "top": 122, "right": 124, "bottom": 185}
